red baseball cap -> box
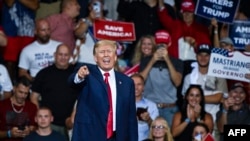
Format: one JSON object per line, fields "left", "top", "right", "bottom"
{"left": 181, "top": 0, "right": 195, "bottom": 13}
{"left": 155, "top": 30, "right": 171, "bottom": 45}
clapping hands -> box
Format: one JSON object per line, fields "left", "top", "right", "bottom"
{"left": 187, "top": 104, "right": 201, "bottom": 122}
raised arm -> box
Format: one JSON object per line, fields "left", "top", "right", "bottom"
{"left": 162, "top": 48, "right": 182, "bottom": 87}
{"left": 157, "top": 0, "right": 176, "bottom": 33}
{"left": 211, "top": 18, "right": 220, "bottom": 48}
{"left": 139, "top": 51, "right": 160, "bottom": 80}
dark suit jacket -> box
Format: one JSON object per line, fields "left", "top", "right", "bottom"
{"left": 69, "top": 64, "right": 138, "bottom": 141}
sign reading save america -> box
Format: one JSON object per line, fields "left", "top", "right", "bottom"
{"left": 93, "top": 19, "right": 136, "bottom": 41}
{"left": 208, "top": 48, "right": 250, "bottom": 82}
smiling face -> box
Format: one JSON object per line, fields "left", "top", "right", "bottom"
{"left": 151, "top": 120, "right": 166, "bottom": 139}
{"left": 229, "top": 87, "right": 246, "bottom": 105}
{"left": 141, "top": 38, "right": 154, "bottom": 56}
{"left": 94, "top": 40, "right": 117, "bottom": 72}
{"left": 131, "top": 75, "right": 144, "bottom": 99}
{"left": 187, "top": 88, "right": 202, "bottom": 107}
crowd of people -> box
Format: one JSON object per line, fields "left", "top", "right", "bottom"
{"left": 0, "top": 0, "right": 250, "bottom": 141}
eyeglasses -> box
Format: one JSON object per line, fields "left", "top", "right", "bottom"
{"left": 152, "top": 125, "right": 165, "bottom": 129}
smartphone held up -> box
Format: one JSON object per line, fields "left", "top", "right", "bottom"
{"left": 92, "top": 1, "right": 101, "bottom": 18}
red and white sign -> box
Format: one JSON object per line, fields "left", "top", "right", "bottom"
{"left": 93, "top": 19, "right": 136, "bottom": 41}
{"left": 204, "top": 133, "right": 215, "bottom": 141}
{"left": 124, "top": 64, "right": 139, "bottom": 77}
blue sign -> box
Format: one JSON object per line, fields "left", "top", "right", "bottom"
{"left": 229, "top": 20, "right": 250, "bottom": 50}
{"left": 195, "top": 0, "right": 240, "bottom": 24}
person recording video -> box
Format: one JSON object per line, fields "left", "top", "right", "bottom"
{"left": 139, "top": 30, "right": 183, "bottom": 127}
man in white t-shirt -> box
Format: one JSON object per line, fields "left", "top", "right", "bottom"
{"left": 18, "top": 19, "right": 61, "bottom": 81}
{"left": 0, "top": 64, "right": 13, "bottom": 100}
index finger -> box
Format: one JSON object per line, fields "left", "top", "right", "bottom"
{"left": 80, "top": 65, "right": 88, "bottom": 70}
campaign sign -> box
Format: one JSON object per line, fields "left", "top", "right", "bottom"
{"left": 224, "top": 125, "right": 250, "bottom": 141}
{"left": 229, "top": 20, "right": 250, "bottom": 50}
{"left": 93, "top": 19, "right": 136, "bottom": 41}
{"left": 204, "top": 133, "right": 215, "bottom": 141}
{"left": 124, "top": 63, "right": 139, "bottom": 77}
{"left": 195, "top": 0, "right": 240, "bottom": 23}
{"left": 207, "top": 48, "right": 250, "bottom": 83}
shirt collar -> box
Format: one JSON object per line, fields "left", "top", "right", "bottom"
{"left": 99, "top": 68, "right": 115, "bottom": 78}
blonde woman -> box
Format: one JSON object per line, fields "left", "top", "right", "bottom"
{"left": 146, "top": 116, "right": 174, "bottom": 141}
{"left": 131, "top": 35, "right": 157, "bottom": 66}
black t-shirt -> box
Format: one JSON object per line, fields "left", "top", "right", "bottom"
{"left": 24, "top": 130, "right": 67, "bottom": 141}
{"left": 32, "top": 64, "right": 79, "bottom": 126}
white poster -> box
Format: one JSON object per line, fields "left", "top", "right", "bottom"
{"left": 208, "top": 48, "right": 250, "bottom": 82}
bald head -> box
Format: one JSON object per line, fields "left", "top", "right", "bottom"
{"left": 35, "top": 18, "right": 51, "bottom": 44}
{"left": 54, "top": 44, "right": 71, "bottom": 69}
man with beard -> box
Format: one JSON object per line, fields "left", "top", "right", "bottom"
{"left": 18, "top": 19, "right": 62, "bottom": 81}
{"left": 0, "top": 76, "right": 37, "bottom": 141}
{"left": 181, "top": 44, "right": 228, "bottom": 140}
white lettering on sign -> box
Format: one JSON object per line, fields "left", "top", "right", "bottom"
{"left": 235, "top": 26, "right": 250, "bottom": 34}
{"left": 202, "top": 6, "right": 230, "bottom": 18}
{"left": 234, "top": 37, "right": 250, "bottom": 45}
{"left": 97, "top": 30, "right": 132, "bottom": 37}
{"left": 104, "top": 25, "right": 124, "bottom": 32}
{"left": 205, "top": 0, "right": 233, "bottom": 8}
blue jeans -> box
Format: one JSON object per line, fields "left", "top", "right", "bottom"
{"left": 158, "top": 106, "right": 179, "bottom": 127}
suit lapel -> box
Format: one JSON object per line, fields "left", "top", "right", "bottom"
{"left": 115, "top": 72, "right": 123, "bottom": 116}
{"left": 89, "top": 65, "right": 109, "bottom": 105}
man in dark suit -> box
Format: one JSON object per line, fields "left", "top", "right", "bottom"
{"left": 69, "top": 40, "right": 138, "bottom": 141}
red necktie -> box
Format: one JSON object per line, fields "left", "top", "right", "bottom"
{"left": 104, "top": 73, "right": 113, "bottom": 138}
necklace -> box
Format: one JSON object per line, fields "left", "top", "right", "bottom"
{"left": 11, "top": 98, "right": 24, "bottom": 113}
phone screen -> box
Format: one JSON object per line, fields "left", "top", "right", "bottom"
{"left": 92, "top": 1, "right": 101, "bottom": 17}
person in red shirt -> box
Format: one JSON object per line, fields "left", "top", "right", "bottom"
{"left": 158, "top": 0, "right": 211, "bottom": 60}
{"left": 0, "top": 76, "right": 37, "bottom": 141}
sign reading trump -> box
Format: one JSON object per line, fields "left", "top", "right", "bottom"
{"left": 195, "top": 0, "right": 240, "bottom": 23}
{"left": 93, "top": 19, "right": 136, "bottom": 41}
{"left": 208, "top": 48, "right": 250, "bottom": 82}
{"left": 229, "top": 20, "right": 250, "bottom": 50}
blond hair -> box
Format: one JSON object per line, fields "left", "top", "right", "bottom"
{"left": 131, "top": 35, "right": 156, "bottom": 65}
{"left": 149, "top": 116, "right": 174, "bottom": 141}
{"left": 93, "top": 40, "right": 117, "bottom": 55}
